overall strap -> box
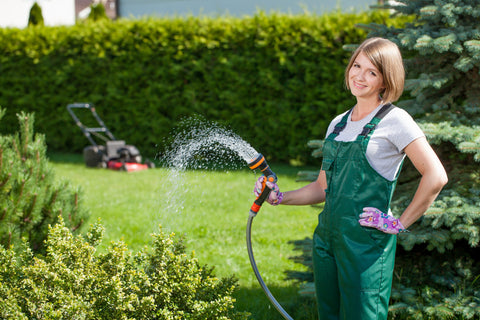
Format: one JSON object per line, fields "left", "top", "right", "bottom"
{"left": 356, "top": 103, "right": 395, "bottom": 141}
{"left": 328, "top": 108, "right": 353, "bottom": 140}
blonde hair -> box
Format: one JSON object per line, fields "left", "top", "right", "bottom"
{"left": 345, "top": 37, "right": 405, "bottom": 104}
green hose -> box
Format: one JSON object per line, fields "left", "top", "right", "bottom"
{"left": 246, "top": 210, "right": 294, "bottom": 320}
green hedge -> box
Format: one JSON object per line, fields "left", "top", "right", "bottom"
{"left": 0, "top": 11, "right": 406, "bottom": 164}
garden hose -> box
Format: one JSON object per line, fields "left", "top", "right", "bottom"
{"left": 247, "top": 154, "right": 294, "bottom": 320}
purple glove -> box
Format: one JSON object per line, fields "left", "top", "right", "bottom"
{"left": 253, "top": 176, "right": 283, "bottom": 206}
{"left": 359, "top": 207, "right": 408, "bottom": 234}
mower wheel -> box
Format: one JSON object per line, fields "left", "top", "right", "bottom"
{"left": 144, "top": 159, "right": 154, "bottom": 168}
{"left": 83, "top": 145, "right": 106, "bottom": 167}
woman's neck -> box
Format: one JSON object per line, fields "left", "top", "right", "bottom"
{"left": 351, "top": 98, "right": 382, "bottom": 121}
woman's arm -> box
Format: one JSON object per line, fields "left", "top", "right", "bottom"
{"left": 399, "top": 137, "right": 448, "bottom": 228}
{"left": 281, "top": 170, "right": 327, "bottom": 205}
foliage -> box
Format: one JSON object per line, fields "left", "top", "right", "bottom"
{"left": 0, "top": 108, "right": 88, "bottom": 253}
{"left": 28, "top": 2, "right": 44, "bottom": 27}
{"left": 390, "top": 245, "right": 480, "bottom": 320}
{"left": 367, "top": 0, "right": 480, "bottom": 123}
{"left": 88, "top": 3, "right": 109, "bottom": 22}
{"left": 366, "top": 0, "right": 480, "bottom": 254}
{"left": 0, "top": 11, "right": 408, "bottom": 164}
{"left": 0, "top": 218, "right": 249, "bottom": 319}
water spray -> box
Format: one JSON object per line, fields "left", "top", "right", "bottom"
{"left": 246, "top": 153, "right": 294, "bottom": 320}
{"left": 161, "top": 119, "right": 293, "bottom": 318}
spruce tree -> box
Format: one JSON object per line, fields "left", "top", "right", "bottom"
{"left": 0, "top": 108, "right": 88, "bottom": 253}
{"left": 360, "top": 1, "right": 480, "bottom": 248}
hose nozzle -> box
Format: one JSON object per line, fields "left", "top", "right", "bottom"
{"left": 248, "top": 153, "right": 277, "bottom": 214}
{"left": 248, "top": 153, "right": 277, "bottom": 183}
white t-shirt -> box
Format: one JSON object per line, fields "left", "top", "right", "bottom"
{"left": 325, "top": 104, "right": 425, "bottom": 181}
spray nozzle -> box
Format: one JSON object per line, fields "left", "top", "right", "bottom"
{"left": 248, "top": 153, "right": 277, "bottom": 214}
{"left": 248, "top": 153, "right": 277, "bottom": 183}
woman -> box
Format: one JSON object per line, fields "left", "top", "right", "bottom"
{"left": 254, "top": 37, "right": 448, "bottom": 319}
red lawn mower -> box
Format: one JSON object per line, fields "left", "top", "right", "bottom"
{"left": 67, "top": 103, "right": 154, "bottom": 171}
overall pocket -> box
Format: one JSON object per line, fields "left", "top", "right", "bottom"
{"left": 321, "top": 158, "right": 334, "bottom": 194}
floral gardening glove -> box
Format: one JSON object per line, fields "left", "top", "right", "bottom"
{"left": 359, "top": 207, "right": 408, "bottom": 234}
{"left": 253, "top": 176, "right": 284, "bottom": 206}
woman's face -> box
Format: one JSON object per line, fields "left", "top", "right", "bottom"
{"left": 348, "top": 52, "right": 385, "bottom": 102}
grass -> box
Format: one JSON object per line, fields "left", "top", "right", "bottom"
{"left": 49, "top": 153, "right": 321, "bottom": 320}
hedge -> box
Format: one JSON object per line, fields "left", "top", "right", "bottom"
{"left": 0, "top": 11, "right": 408, "bottom": 164}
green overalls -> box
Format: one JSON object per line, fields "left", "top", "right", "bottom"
{"left": 313, "top": 104, "right": 400, "bottom": 320}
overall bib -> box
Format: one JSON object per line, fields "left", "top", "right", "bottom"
{"left": 313, "top": 104, "right": 400, "bottom": 320}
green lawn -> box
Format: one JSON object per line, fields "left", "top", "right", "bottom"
{"left": 49, "top": 153, "right": 321, "bottom": 320}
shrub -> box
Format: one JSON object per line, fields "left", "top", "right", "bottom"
{"left": 365, "top": 0, "right": 480, "bottom": 317}
{"left": 0, "top": 108, "right": 88, "bottom": 253}
{"left": 88, "top": 3, "right": 109, "bottom": 22}
{"left": 0, "top": 218, "right": 249, "bottom": 319}
{"left": 28, "top": 2, "right": 44, "bottom": 27}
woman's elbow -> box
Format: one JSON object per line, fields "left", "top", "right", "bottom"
{"left": 440, "top": 171, "right": 448, "bottom": 188}
{"left": 434, "top": 169, "right": 448, "bottom": 192}
{"left": 441, "top": 169, "right": 448, "bottom": 185}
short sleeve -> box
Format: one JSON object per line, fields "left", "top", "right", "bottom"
{"left": 381, "top": 108, "right": 425, "bottom": 153}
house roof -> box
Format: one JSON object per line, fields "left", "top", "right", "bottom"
{"left": 75, "top": 0, "right": 92, "bottom": 16}
{"left": 75, "top": 0, "right": 117, "bottom": 19}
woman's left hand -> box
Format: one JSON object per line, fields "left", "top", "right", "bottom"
{"left": 359, "top": 207, "right": 408, "bottom": 234}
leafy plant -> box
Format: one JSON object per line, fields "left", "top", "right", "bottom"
{"left": 0, "top": 218, "right": 249, "bottom": 319}
{"left": 28, "top": 2, "right": 44, "bottom": 26}
{"left": 0, "top": 108, "right": 88, "bottom": 253}
{"left": 88, "top": 2, "right": 109, "bottom": 22}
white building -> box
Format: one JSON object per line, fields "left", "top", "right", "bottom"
{"left": 0, "top": 0, "right": 75, "bottom": 28}
{"left": 0, "top": 0, "right": 379, "bottom": 29}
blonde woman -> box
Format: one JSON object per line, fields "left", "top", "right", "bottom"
{"left": 254, "top": 37, "right": 448, "bottom": 319}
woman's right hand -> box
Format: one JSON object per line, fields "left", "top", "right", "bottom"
{"left": 253, "top": 176, "right": 283, "bottom": 205}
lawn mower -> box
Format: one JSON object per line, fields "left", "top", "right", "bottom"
{"left": 67, "top": 103, "right": 154, "bottom": 171}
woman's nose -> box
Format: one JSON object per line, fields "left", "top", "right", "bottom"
{"left": 357, "top": 70, "right": 366, "bottom": 80}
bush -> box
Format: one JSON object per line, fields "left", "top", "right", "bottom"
{"left": 0, "top": 218, "right": 249, "bottom": 319}
{"left": 366, "top": 1, "right": 480, "bottom": 317}
{"left": 0, "top": 108, "right": 88, "bottom": 253}
{"left": 88, "top": 3, "right": 109, "bottom": 22}
{"left": 28, "top": 2, "right": 44, "bottom": 27}
{"left": 0, "top": 108, "right": 248, "bottom": 318}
